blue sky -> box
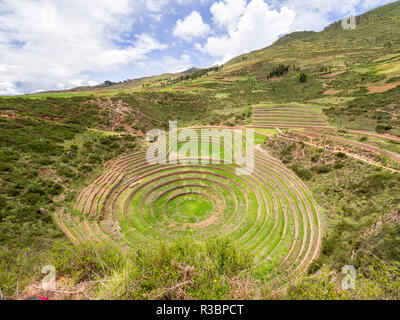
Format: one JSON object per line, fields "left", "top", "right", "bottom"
{"left": 0, "top": 0, "right": 395, "bottom": 95}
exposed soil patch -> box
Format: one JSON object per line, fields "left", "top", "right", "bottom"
{"left": 367, "top": 82, "right": 400, "bottom": 93}
{"left": 221, "top": 76, "right": 243, "bottom": 82}
{"left": 363, "top": 211, "right": 400, "bottom": 238}
{"left": 42, "top": 116, "right": 63, "bottom": 121}
{"left": 0, "top": 110, "right": 19, "bottom": 119}
{"left": 17, "top": 278, "right": 91, "bottom": 300}
{"left": 323, "top": 89, "right": 340, "bottom": 95}
{"left": 320, "top": 71, "right": 345, "bottom": 79}
{"left": 267, "top": 77, "right": 282, "bottom": 82}
{"left": 81, "top": 98, "right": 147, "bottom": 135}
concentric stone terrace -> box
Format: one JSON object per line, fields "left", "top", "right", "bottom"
{"left": 58, "top": 129, "right": 322, "bottom": 289}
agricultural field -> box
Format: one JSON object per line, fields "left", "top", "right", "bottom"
{"left": 1, "top": 1, "right": 400, "bottom": 301}
{"left": 61, "top": 129, "right": 321, "bottom": 293}
{"left": 251, "top": 105, "right": 329, "bottom": 129}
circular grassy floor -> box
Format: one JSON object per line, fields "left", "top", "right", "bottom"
{"left": 165, "top": 193, "right": 214, "bottom": 224}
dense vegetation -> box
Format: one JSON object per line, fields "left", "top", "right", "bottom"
{"left": 0, "top": 98, "right": 145, "bottom": 296}
{"left": 49, "top": 238, "right": 255, "bottom": 300}
{"left": 264, "top": 137, "right": 400, "bottom": 275}
{"left": 324, "top": 86, "right": 400, "bottom": 136}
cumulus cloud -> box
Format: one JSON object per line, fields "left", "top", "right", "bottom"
{"left": 0, "top": 0, "right": 167, "bottom": 95}
{"left": 199, "top": 0, "right": 296, "bottom": 63}
{"left": 275, "top": 0, "right": 395, "bottom": 31}
{"left": 210, "top": 0, "right": 247, "bottom": 32}
{"left": 173, "top": 11, "right": 211, "bottom": 41}
{"left": 145, "top": 0, "right": 169, "bottom": 12}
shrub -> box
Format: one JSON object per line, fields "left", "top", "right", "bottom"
{"left": 354, "top": 173, "right": 391, "bottom": 196}
{"left": 311, "top": 155, "right": 320, "bottom": 163}
{"left": 0, "top": 162, "right": 12, "bottom": 172}
{"left": 88, "top": 154, "right": 101, "bottom": 164}
{"left": 334, "top": 162, "right": 344, "bottom": 169}
{"left": 311, "top": 165, "right": 332, "bottom": 174}
{"left": 376, "top": 124, "right": 392, "bottom": 133}
{"left": 0, "top": 196, "right": 7, "bottom": 210}
{"left": 23, "top": 193, "right": 43, "bottom": 205}
{"left": 268, "top": 64, "right": 290, "bottom": 78}
{"left": 384, "top": 40, "right": 392, "bottom": 48}
{"left": 298, "top": 73, "right": 308, "bottom": 83}
{"left": 291, "top": 165, "right": 312, "bottom": 180}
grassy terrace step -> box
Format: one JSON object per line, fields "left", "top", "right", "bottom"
{"left": 251, "top": 125, "right": 329, "bottom": 129}
{"left": 252, "top": 105, "right": 328, "bottom": 129}
{"left": 253, "top": 120, "right": 328, "bottom": 124}
{"left": 61, "top": 129, "right": 321, "bottom": 290}
{"left": 253, "top": 115, "right": 322, "bottom": 119}
{"left": 253, "top": 113, "right": 322, "bottom": 117}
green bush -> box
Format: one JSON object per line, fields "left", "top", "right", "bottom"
{"left": 334, "top": 162, "right": 344, "bottom": 169}
{"left": 311, "top": 165, "right": 332, "bottom": 174}
{"left": 376, "top": 124, "right": 392, "bottom": 133}
{"left": 298, "top": 73, "right": 308, "bottom": 83}
{"left": 0, "top": 196, "right": 7, "bottom": 210}
{"left": 291, "top": 165, "right": 312, "bottom": 180}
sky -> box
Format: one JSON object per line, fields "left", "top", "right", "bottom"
{"left": 0, "top": 0, "right": 396, "bottom": 95}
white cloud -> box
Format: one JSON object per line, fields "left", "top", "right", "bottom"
{"left": 275, "top": 0, "right": 395, "bottom": 31}
{"left": 150, "top": 14, "right": 163, "bottom": 22}
{"left": 90, "top": 33, "right": 167, "bottom": 68}
{"left": 200, "top": 0, "right": 296, "bottom": 63}
{"left": 210, "top": 0, "right": 247, "bottom": 32}
{"left": 0, "top": 0, "right": 167, "bottom": 95}
{"left": 144, "top": 0, "right": 169, "bottom": 12}
{"left": 173, "top": 11, "right": 211, "bottom": 41}
{"left": 177, "top": 0, "right": 212, "bottom": 5}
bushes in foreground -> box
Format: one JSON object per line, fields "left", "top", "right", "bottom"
{"left": 47, "top": 238, "right": 256, "bottom": 300}
{"left": 17, "top": 240, "right": 400, "bottom": 300}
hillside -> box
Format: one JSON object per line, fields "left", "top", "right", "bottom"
{"left": 1, "top": 2, "right": 400, "bottom": 300}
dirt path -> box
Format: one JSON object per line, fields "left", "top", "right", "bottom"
{"left": 292, "top": 130, "right": 400, "bottom": 164}
{"left": 346, "top": 129, "right": 400, "bottom": 143}
{"left": 276, "top": 133, "right": 400, "bottom": 174}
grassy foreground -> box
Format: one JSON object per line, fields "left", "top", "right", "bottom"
{"left": 4, "top": 238, "right": 397, "bottom": 300}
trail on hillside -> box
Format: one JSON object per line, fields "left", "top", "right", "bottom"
{"left": 276, "top": 132, "right": 400, "bottom": 174}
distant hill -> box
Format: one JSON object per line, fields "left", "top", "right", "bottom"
{"left": 178, "top": 67, "right": 201, "bottom": 75}
{"left": 32, "top": 1, "right": 400, "bottom": 96}
{"left": 222, "top": 0, "right": 400, "bottom": 75}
